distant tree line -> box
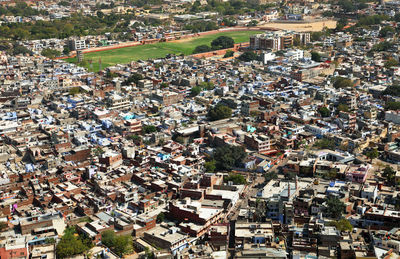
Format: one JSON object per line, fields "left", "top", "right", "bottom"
{"left": 0, "top": 13, "right": 135, "bottom": 40}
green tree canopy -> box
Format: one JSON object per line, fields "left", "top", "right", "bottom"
{"left": 63, "top": 46, "right": 70, "bottom": 56}
{"left": 311, "top": 51, "right": 321, "bottom": 62}
{"left": 101, "top": 230, "right": 133, "bottom": 257}
{"left": 314, "top": 138, "right": 335, "bottom": 150}
{"left": 213, "top": 145, "right": 247, "bottom": 170}
{"left": 382, "top": 166, "right": 396, "bottom": 184}
{"left": 156, "top": 212, "right": 165, "bottom": 223}
{"left": 331, "top": 218, "right": 353, "bottom": 232}
{"left": 224, "top": 173, "right": 247, "bottom": 184}
{"left": 326, "top": 196, "right": 346, "bottom": 219}
{"left": 190, "top": 86, "right": 202, "bottom": 97}
{"left": 204, "top": 159, "right": 216, "bottom": 173}
{"left": 198, "top": 81, "right": 215, "bottom": 90}
{"left": 370, "top": 41, "right": 394, "bottom": 52}
{"left": 126, "top": 73, "right": 143, "bottom": 85}
{"left": 238, "top": 51, "right": 258, "bottom": 62}
{"left": 380, "top": 26, "right": 395, "bottom": 38}
{"left": 383, "top": 85, "right": 400, "bottom": 97}
{"left": 337, "top": 104, "right": 349, "bottom": 112}
{"left": 384, "top": 58, "right": 399, "bottom": 69}
{"left": 208, "top": 104, "right": 232, "bottom": 121}
{"left": 224, "top": 50, "right": 234, "bottom": 58}
{"left": 193, "top": 44, "right": 212, "bottom": 54}
{"left": 211, "top": 36, "right": 234, "bottom": 50}
{"left": 386, "top": 101, "right": 400, "bottom": 110}
{"left": 41, "top": 48, "right": 61, "bottom": 59}
{"left": 56, "top": 227, "right": 92, "bottom": 259}
{"left": 69, "top": 87, "right": 81, "bottom": 95}
{"left": 365, "top": 149, "right": 379, "bottom": 161}
{"left": 142, "top": 125, "right": 157, "bottom": 134}
{"left": 12, "top": 44, "right": 32, "bottom": 55}
{"left": 333, "top": 77, "right": 353, "bottom": 89}
{"left": 184, "top": 20, "right": 219, "bottom": 33}
{"left": 318, "top": 107, "right": 330, "bottom": 117}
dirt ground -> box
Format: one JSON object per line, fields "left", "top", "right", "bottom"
{"left": 258, "top": 19, "right": 337, "bottom": 32}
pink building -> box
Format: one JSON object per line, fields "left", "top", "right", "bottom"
{"left": 345, "top": 165, "right": 371, "bottom": 183}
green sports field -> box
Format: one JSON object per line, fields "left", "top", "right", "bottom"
{"left": 65, "top": 30, "right": 263, "bottom": 72}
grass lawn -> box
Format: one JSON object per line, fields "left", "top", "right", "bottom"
{"left": 65, "top": 30, "right": 263, "bottom": 72}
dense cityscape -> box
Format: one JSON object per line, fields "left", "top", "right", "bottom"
{"left": 1, "top": 0, "right": 400, "bottom": 258}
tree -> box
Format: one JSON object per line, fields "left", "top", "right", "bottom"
{"left": 250, "top": 110, "right": 261, "bottom": 118}
{"left": 384, "top": 58, "right": 399, "bottom": 69}
{"left": 144, "top": 247, "right": 154, "bottom": 259}
{"left": 337, "top": 104, "right": 349, "bottom": 112}
{"left": 190, "top": 86, "right": 202, "bottom": 97}
{"left": 106, "top": 70, "right": 117, "bottom": 78}
{"left": 326, "top": 196, "right": 346, "bottom": 219}
{"left": 248, "top": 20, "right": 258, "bottom": 27}
{"left": 324, "top": 169, "right": 337, "bottom": 180}
{"left": 331, "top": 218, "right": 353, "bottom": 232}
{"left": 56, "top": 227, "right": 92, "bottom": 259}
{"left": 318, "top": 107, "right": 330, "bottom": 117}
{"left": 333, "top": 77, "right": 353, "bottom": 89}
{"left": 198, "top": 81, "right": 215, "bottom": 90}
{"left": 207, "top": 104, "right": 232, "bottom": 121}
{"left": 311, "top": 31, "right": 324, "bottom": 41}
{"left": 238, "top": 51, "right": 258, "bottom": 62}
{"left": 142, "top": 125, "right": 157, "bottom": 134}
{"left": 160, "top": 82, "right": 169, "bottom": 89}
{"left": 224, "top": 50, "right": 234, "bottom": 58}
{"left": 293, "top": 37, "right": 301, "bottom": 46}
{"left": 41, "top": 48, "right": 61, "bottom": 59}
{"left": 13, "top": 28, "right": 29, "bottom": 40}
{"left": 126, "top": 73, "right": 143, "bottom": 85}
{"left": 204, "top": 159, "right": 216, "bottom": 173}
{"left": 97, "top": 11, "right": 104, "bottom": 19}
{"left": 386, "top": 101, "right": 400, "bottom": 110}
{"left": 382, "top": 166, "right": 396, "bottom": 184}
{"left": 193, "top": 44, "right": 211, "bottom": 54}
{"left": 383, "top": 85, "right": 400, "bottom": 97}
{"left": 184, "top": 20, "right": 219, "bottom": 33}
{"left": 365, "top": 149, "right": 378, "bottom": 162}
{"left": 311, "top": 51, "right": 321, "bottom": 62}
{"left": 379, "top": 26, "right": 395, "bottom": 37}
{"left": 156, "top": 212, "right": 165, "bottom": 223}
{"left": 93, "top": 147, "right": 104, "bottom": 157}
{"left": 264, "top": 171, "right": 278, "bottom": 182}
{"left": 59, "top": 1, "right": 70, "bottom": 6}
{"left": 101, "top": 230, "right": 133, "bottom": 257}
{"left": 0, "top": 222, "right": 7, "bottom": 232}
{"left": 370, "top": 41, "right": 394, "bottom": 52}
{"left": 12, "top": 44, "right": 32, "bottom": 55}
{"left": 211, "top": 36, "right": 234, "bottom": 50}
{"left": 225, "top": 173, "right": 247, "bottom": 184}
{"left": 213, "top": 145, "right": 247, "bottom": 170}
{"left": 63, "top": 46, "right": 70, "bottom": 56}
{"left": 69, "top": 87, "right": 81, "bottom": 95}
{"left": 128, "top": 134, "right": 142, "bottom": 143}
{"left": 314, "top": 138, "right": 335, "bottom": 150}
{"left": 45, "top": 237, "right": 56, "bottom": 244}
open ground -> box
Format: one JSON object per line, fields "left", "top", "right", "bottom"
{"left": 65, "top": 30, "right": 264, "bottom": 72}
{"left": 259, "top": 19, "right": 337, "bottom": 32}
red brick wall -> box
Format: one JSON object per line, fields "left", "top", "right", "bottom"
{"left": 64, "top": 149, "right": 91, "bottom": 162}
